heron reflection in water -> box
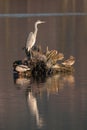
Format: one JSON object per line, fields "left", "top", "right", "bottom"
{"left": 25, "top": 20, "right": 45, "bottom": 57}
{"left": 27, "top": 90, "right": 44, "bottom": 128}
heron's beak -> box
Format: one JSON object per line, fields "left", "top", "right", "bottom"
{"left": 41, "top": 21, "right": 46, "bottom": 23}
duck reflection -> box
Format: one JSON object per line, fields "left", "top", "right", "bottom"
{"left": 14, "top": 72, "right": 75, "bottom": 93}
{"left": 46, "top": 74, "right": 75, "bottom": 95}
{"left": 14, "top": 72, "right": 75, "bottom": 128}
{"left": 16, "top": 77, "right": 30, "bottom": 87}
{"left": 27, "top": 90, "right": 44, "bottom": 128}
{"left": 13, "top": 73, "right": 30, "bottom": 89}
{"left": 62, "top": 74, "right": 75, "bottom": 87}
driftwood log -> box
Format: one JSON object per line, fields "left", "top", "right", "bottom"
{"left": 13, "top": 45, "right": 75, "bottom": 78}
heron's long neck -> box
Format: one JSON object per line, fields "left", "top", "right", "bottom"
{"left": 34, "top": 23, "right": 38, "bottom": 37}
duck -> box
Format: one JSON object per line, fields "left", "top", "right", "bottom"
{"left": 62, "top": 56, "right": 75, "bottom": 67}
{"left": 15, "top": 64, "right": 31, "bottom": 73}
{"left": 51, "top": 64, "right": 60, "bottom": 69}
{"left": 57, "top": 53, "right": 64, "bottom": 60}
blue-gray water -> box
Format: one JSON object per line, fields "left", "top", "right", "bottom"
{"left": 0, "top": 1, "right": 87, "bottom": 130}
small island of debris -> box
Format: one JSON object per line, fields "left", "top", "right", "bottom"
{"left": 13, "top": 20, "right": 75, "bottom": 78}
{"left": 13, "top": 45, "right": 75, "bottom": 78}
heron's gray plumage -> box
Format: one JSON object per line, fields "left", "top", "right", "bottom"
{"left": 26, "top": 20, "right": 45, "bottom": 52}
{"left": 26, "top": 32, "right": 35, "bottom": 51}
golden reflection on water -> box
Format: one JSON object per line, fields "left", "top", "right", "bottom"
{"left": 14, "top": 73, "right": 75, "bottom": 95}
{"left": 14, "top": 73, "right": 75, "bottom": 128}
{"left": 46, "top": 74, "right": 75, "bottom": 95}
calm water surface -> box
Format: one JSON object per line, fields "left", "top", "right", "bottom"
{"left": 0, "top": 1, "right": 87, "bottom": 130}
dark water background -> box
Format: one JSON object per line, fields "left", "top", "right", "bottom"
{"left": 0, "top": 1, "right": 87, "bottom": 130}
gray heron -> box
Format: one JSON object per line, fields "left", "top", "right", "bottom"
{"left": 26, "top": 20, "right": 45, "bottom": 55}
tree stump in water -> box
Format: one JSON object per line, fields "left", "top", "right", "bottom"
{"left": 13, "top": 45, "right": 75, "bottom": 78}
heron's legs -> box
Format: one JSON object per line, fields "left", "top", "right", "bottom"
{"left": 30, "top": 49, "right": 33, "bottom": 59}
